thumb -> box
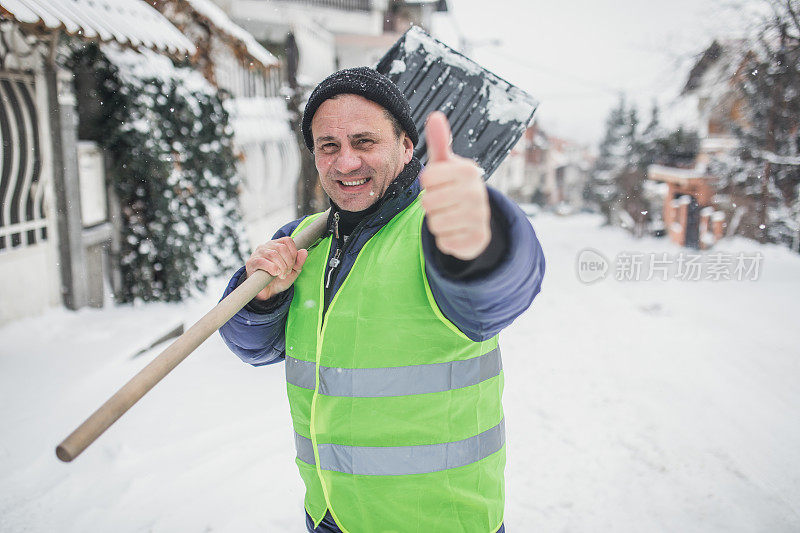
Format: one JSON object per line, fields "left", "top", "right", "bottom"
{"left": 286, "top": 249, "right": 308, "bottom": 282}
{"left": 425, "top": 111, "right": 453, "bottom": 163}
{"left": 294, "top": 249, "right": 308, "bottom": 271}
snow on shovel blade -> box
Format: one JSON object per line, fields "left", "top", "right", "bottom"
{"left": 376, "top": 26, "right": 538, "bottom": 180}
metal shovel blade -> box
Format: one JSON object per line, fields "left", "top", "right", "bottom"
{"left": 376, "top": 26, "right": 538, "bottom": 180}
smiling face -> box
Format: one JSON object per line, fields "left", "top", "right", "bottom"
{"left": 311, "top": 94, "right": 414, "bottom": 212}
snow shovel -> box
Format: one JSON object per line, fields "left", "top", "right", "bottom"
{"left": 55, "top": 26, "right": 538, "bottom": 463}
{"left": 376, "top": 26, "right": 538, "bottom": 179}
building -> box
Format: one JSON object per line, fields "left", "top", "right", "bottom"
{"left": 492, "top": 122, "right": 591, "bottom": 213}
{"left": 0, "top": 0, "right": 195, "bottom": 324}
{"left": 218, "top": 0, "right": 448, "bottom": 74}
{"left": 647, "top": 40, "right": 748, "bottom": 249}
{"left": 150, "top": 0, "right": 300, "bottom": 245}
{"left": 648, "top": 166, "right": 724, "bottom": 249}
{"left": 543, "top": 136, "right": 593, "bottom": 212}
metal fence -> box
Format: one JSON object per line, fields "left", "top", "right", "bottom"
{"left": 0, "top": 71, "right": 48, "bottom": 252}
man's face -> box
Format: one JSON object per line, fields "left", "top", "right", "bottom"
{"left": 311, "top": 94, "right": 413, "bottom": 212}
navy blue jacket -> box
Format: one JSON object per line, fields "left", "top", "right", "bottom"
{"left": 219, "top": 173, "right": 545, "bottom": 366}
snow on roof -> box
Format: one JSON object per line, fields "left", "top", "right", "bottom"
{"left": 682, "top": 39, "right": 749, "bottom": 96}
{"left": 183, "top": 0, "right": 279, "bottom": 68}
{"left": 0, "top": 0, "right": 195, "bottom": 55}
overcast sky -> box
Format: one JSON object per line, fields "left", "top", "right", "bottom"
{"left": 430, "top": 0, "right": 764, "bottom": 147}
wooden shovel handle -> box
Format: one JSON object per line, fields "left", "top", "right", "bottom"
{"left": 56, "top": 211, "right": 330, "bottom": 462}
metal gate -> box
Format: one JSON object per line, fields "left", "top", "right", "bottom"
{"left": 0, "top": 70, "right": 48, "bottom": 252}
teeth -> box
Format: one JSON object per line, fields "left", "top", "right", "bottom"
{"left": 341, "top": 178, "right": 368, "bottom": 186}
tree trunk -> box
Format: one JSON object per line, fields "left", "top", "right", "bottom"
{"left": 759, "top": 160, "right": 771, "bottom": 244}
{"left": 285, "top": 33, "right": 326, "bottom": 218}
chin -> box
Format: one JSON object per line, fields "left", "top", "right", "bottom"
{"left": 339, "top": 197, "right": 377, "bottom": 212}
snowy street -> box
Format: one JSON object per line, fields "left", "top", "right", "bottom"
{"left": 1, "top": 212, "right": 799, "bottom": 532}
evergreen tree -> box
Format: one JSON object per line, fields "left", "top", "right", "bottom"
{"left": 589, "top": 95, "right": 637, "bottom": 225}
{"left": 637, "top": 102, "right": 699, "bottom": 169}
{"left": 638, "top": 101, "right": 662, "bottom": 161}
{"left": 616, "top": 106, "right": 650, "bottom": 236}
{"left": 652, "top": 128, "right": 700, "bottom": 168}
{"left": 589, "top": 98, "right": 699, "bottom": 236}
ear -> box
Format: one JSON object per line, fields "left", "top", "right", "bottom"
{"left": 401, "top": 133, "right": 414, "bottom": 164}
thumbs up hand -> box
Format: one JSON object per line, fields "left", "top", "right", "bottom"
{"left": 420, "top": 111, "right": 491, "bottom": 261}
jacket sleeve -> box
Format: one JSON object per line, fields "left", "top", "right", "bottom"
{"left": 218, "top": 218, "right": 304, "bottom": 366}
{"left": 421, "top": 187, "right": 545, "bottom": 342}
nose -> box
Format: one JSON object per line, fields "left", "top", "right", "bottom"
{"left": 333, "top": 145, "right": 362, "bottom": 174}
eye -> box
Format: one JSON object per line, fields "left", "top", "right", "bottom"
{"left": 355, "top": 138, "right": 375, "bottom": 148}
{"left": 319, "top": 142, "right": 338, "bottom": 154}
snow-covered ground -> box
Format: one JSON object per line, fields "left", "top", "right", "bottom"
{"left": 1, "top": 212, "right": 799, "bottom": 532}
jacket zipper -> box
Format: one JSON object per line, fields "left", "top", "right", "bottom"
{"left": 325, "top": 248, "right": 341, "bottom": 289}
{"left": 325, "top": 212, "right": 341, "bottom": 290}
{"left": 322, "top": 210, "right": 377, "bottom": 312}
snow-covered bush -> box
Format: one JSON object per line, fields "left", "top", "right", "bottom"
{"left": 67, "top": 42, "right": 247, "bottom": 302}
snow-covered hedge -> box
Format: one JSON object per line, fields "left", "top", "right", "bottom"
{"left": 68, "top": 42, "right": 247, "bottom": 302}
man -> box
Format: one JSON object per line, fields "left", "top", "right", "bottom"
{"left": 220, "top": 67, "right": 545, "bottom": 533}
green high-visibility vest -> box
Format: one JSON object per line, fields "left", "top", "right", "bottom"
{"left": 285, "top": 196, "right": 505, "bottom": 533}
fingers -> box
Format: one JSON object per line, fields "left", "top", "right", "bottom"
{"left": 425, "top": 111, "right": 453, "bottom": 163}
{"left": 420, "top": 160, "right": 487, "bottom": 223}
{"left": 434, "top": 228, "right": 491, "bottom": 258}
{"left": 246, "top": 237, "right": 309, "bottom": 301}
{"left": 423, "top": 180, "right": 491, "bottom": 260}
{"left": 424, "top": 199, "right": 487, "bottom": 235}
{"left": 420, "top": 157, "right": 477, "bottom": 191}
{"left": 247, "top": 237, "right": 298, "bottom": 279}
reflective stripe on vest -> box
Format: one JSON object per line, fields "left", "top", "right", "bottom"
{"left": 285, "top": 347, "right": 502, "bottom": 397}
{"left": 294, "top": 418, "right": 505, "bottom": 475}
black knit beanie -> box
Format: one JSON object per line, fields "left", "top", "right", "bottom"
{"left": 301, "top": 67, "right": 419, "bottom": 152}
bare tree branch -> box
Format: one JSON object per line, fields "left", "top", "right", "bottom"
{"left": 784, "top": 0, "right": 800, "bottom": 35}
{"left": 756, "top": 149, "right": 800, "bottom": 165}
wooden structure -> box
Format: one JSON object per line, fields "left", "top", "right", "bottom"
{"left": 648, "top": 165, "right": 724, "bottom": 249}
